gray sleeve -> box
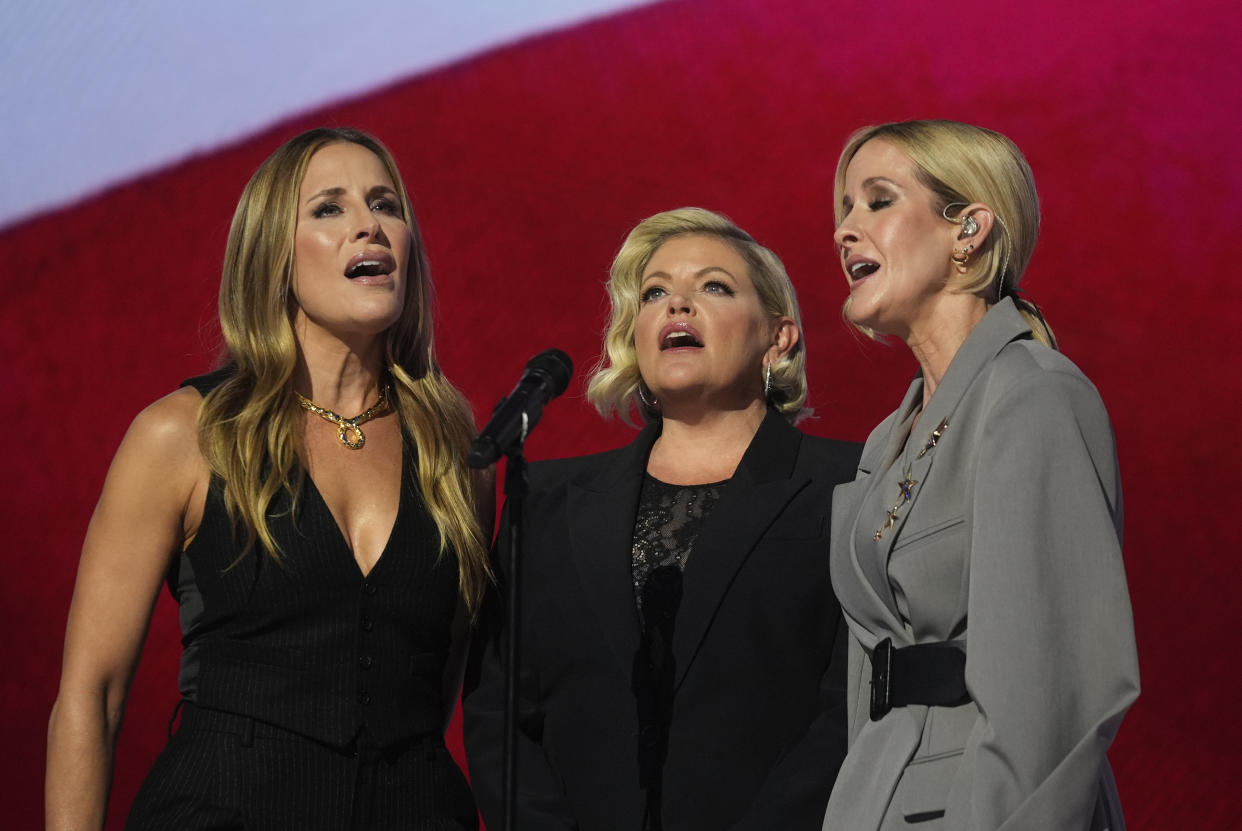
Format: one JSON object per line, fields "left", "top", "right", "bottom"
{"left": 952, "top": 368, "right": 1140, "bottom": 829}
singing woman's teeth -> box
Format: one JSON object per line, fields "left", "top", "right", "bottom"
{"left": 346, "top": 260, "right": 388, "bottom": 278}
{"left": 662, "top": 331, "right": 702, "bottom": 350}
{"left": 849, "top": 261, "right": 879, "bottom": 279}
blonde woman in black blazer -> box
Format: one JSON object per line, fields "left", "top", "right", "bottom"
{"left": 464, "top": 208, "right": 860, "bottom": 830}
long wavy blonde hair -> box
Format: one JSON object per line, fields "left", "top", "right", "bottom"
{"left": 834, "top": 120, "right": 1056, "bottom": 348}
{"left": 587, "top": 207, "right": 809, "bottom": 425}
{"left": 198, "top": 127, "right": 490, "bottom": 613}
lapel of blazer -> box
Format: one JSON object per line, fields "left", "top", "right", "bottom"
{"left": 877, "top": 298, "right": 1035, "bottom": 568}
{"left": 835, "top": 299, "right": 1034, "bottom": 634}
{"left": 566, "top": 422, "right": 659, "bottom": 674}
{"left": 671, "top": 410, "right": 808, "bottom": 689}
{"left": 836, "top": 379, "right": 923, "bottom": 634}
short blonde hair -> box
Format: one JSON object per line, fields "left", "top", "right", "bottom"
{"left": 834, "top": 120, "right": 1055, "bottom": 347}
{"left": 587, "top": 207, "right": 809, "bottom": 425}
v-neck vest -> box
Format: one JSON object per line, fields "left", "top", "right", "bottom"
{"left": 168, "top": 368, "right": 460, "bottom": 750}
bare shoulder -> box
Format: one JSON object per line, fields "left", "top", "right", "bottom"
{"left": 126, "top": 386, "right": 203, "bottom": 452}
{"left": 107, "top": 386, "right": 210, "bottom": 521}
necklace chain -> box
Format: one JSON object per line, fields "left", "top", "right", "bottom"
{"left": 295, "top": 386, "right": 391, "bottom": 450}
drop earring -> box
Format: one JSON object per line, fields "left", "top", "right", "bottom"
{"left": 951, "top": 244, "right": 975, "bottom": 273}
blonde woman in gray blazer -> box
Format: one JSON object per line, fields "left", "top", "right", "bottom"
{"left": 822, "top": 121, "right": 1139, "bottom": 830}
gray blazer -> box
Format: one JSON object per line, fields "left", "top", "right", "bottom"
{"left": 823, "top": 299, "right": 1139, "bottom": 831}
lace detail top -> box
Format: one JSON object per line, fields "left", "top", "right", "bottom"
{"left": 630, "top": 473, "right": 728, "bottom": 619}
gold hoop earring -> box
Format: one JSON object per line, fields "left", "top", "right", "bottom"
{"left": 951, "top": 243, "right": 974, "bottom": 273}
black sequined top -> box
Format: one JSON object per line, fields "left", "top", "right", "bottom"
{"left": 630, "top": 473, "right": 728, "bottom": 620}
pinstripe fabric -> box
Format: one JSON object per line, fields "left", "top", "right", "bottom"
{"left": 127, "top": 705, "right": 476, "bottom": 829}
{"left": 169, "top": 461, "right": 453, "bottom": 748}
{"left": 126, "top": 370, "right": 477, "bottom": 828}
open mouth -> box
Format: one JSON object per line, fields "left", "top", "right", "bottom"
{"left": 345, "top": 251, "right": 396, "bottom": 279}
{"left": 660, "top": 330, "right": 703, "bottom": 351}
{"left": 848, "top": 261, "right": 879, "bottom": 280}
{"left": 346, "top": 260, "right": 391, "bottom": 279}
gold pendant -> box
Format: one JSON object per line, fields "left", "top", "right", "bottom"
{"left": 296, "top": 387, "right": 390, "bottom": 451}
{"left": 337, "top": 422, "right": 366, "bottom": 449}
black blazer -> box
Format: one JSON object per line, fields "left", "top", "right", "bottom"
{"left": 463, "top": 410, "right": 861, "bottom": 830}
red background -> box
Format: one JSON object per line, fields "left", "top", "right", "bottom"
{"left": 4, "top": 0, "right": 1239, "bottom": 827}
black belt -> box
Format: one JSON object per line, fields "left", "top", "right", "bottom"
{"left": 869, "top": 638, "right": 970, "bottom": 721}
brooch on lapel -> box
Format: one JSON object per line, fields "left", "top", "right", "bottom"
{"left": 874, "top": 466, "right": 919, "bottom": 541}
{"left": 873, "top": 418, "right": 949, "bottom": 541}
{"left": 916, "top": 417, "right": 949, "bottom": 459}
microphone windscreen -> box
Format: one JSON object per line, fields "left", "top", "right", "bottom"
{"left": 526, "top": 348, "right": 573, "bottom": 399}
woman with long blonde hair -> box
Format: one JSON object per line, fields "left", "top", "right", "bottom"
{"left": 47, "top": 127, "right": 490, "bottom": 829}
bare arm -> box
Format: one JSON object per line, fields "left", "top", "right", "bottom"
{"left": 46, "top": 388, "right": 208, "bottom": 830}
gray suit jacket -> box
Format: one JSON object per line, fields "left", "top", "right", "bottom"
{"left": 823, "top": 299, "right": 1139, "bottom": 831}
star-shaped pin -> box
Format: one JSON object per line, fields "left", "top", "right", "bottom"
{"left": 875, "top": 467, "right": 919, "bottom": 541}
{"left": 917, "top": 417, "right": 950, "bottom": 459}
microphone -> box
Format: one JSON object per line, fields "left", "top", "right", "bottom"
{"left": 467, "top": 349, "right": 573, "bottom": 468}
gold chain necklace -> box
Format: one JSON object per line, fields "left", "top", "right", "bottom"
{"left": 295, "top": 386, "right": 391, "bottom": 450}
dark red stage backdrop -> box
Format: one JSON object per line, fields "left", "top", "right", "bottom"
{"left": 4, "top": 0, "right": 1239, "bottom": 827}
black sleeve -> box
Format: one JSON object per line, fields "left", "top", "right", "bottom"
{"left": 725, "top": 610, "right": 849, "bottom": 830}
{"left": 727, "top": 437, "right": 860, "bottom": 830}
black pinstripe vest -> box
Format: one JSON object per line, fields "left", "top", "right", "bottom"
{"left": 169, "top": 369, "right": 459, "bottom": 750}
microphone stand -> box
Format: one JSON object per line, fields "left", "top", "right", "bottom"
{"left": 502, "top": 443, "right": 528, "bottom": 831}
{"left": 470, "top": 351, "right": 571, "bottom": 830}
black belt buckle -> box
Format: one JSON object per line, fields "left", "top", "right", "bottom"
{"left": 870, "top": 637, "right": 893, "bottom": 721}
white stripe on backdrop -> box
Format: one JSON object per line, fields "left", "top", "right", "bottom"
{"left": 0, "top": 0, "right": 659, "bottom": 229}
